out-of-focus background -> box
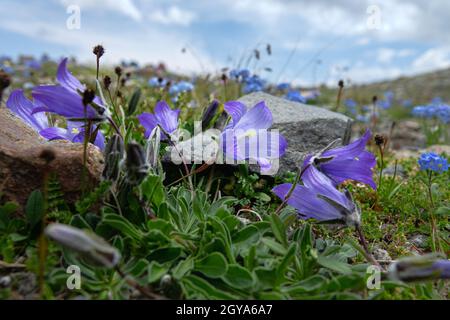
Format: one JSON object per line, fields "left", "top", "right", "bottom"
{"left": 1, "top": 0, "right": 450, "bottom": 86}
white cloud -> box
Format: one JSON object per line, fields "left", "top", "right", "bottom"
{"left": 0, "top": 2, "right": 216, "bottom": 74}
{"left": 60, "top": 0, "right": 142, "bottom": 22}
{"left": 149, "top": 6, "right": 196, "bottom": 26}
{"left": 376, "top": 48, "right": 415, "bottom": 63}
{"left": 412, "top": 47, "right": 450, "bottom": 73}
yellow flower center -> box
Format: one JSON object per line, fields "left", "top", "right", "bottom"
{"left": 71, "top": 128, "right": 80, "bottom": 134}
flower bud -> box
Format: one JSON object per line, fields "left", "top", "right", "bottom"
{"left": 45, "top": 223, "right": 121, "bottom": 268}
{"left": 125, "top": 142, "right": 149, "bottom": 185}
{"left": 388, "top": 254, "right": 450, "bottom": 282}
{"left": 201, "top": 100, "right": 219, "bottom": 130}
{"left": 102, "top": 134, "right": 125, "bottom": 181}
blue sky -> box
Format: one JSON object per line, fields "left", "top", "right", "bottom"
{"left": 1, "top": 0, "right": 450, "bottom": 85}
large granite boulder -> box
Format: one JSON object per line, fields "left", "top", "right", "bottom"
{"left": 0, "top": 108, "right": 104, "bottom": 210}
{"left": 238, "top": 92, "right": 353, "bottom": 173}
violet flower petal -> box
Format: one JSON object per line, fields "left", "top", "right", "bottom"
{"left": 32, "top": 85, "right": 98, "bottom": 119}
{"left": 6, "top": 89, "right": 49, "bottom": 132}
{"left": 224, "top": 101, "right": 247, "bottom": 128}
{"left": 154, "top": 101, "right": 180, "bottom": 134}
{"left": 138, "top": 112, "right": 159, "bottom": 138}
{"left": 39, "top": 127, "right": 74, "bottom": 141}
{"left": 56, "top": 58, "right": 84, "bottom": 93}
{"left": 272, "top": 183, "right": 342, "bottom": 221}
{"left": 233, "top": 101, "right": 272, "bottom": 131}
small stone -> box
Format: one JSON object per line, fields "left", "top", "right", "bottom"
{"left": 408, "top": 234, "right": 428, "bottom": 249}
{"left": 373, "top": 248, "right": 392, "bottom": 262}
{"left": 381, "top": 164, "right": 406, "bottom": 178}
{"left": 238, "top": 92, "right": 353, "bottom": 173}
{"left": 0, "top": 276, "right": 11, "bottom": 287}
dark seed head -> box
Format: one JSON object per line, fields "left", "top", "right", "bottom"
{"left": 103, "top": 75, "right": 112, "bottom": 90}
{"left": 374, "top": 134, "right": 386, "bottom": 147}
{"left": 338, "top": 80, "right": 344, "bottom": 88}
{"left": 82, "top": 88, "right": 96, "bottom": 106}
{"left": 114, "top": 66, "right": 122, "bottom": 77}
{"left": 93, "top": 45, "right": 105, "bottom": 59}
{"left": 372, "top": 95, "right": 378, "bottom": 104}
{"left": 221, "top": 73, "right": 228, "bottom": 82}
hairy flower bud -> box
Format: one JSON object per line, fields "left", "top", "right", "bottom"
{"left": 45, "top": 223, "right": 121, "bottom": 268}
{"left": 102, "top": 134, "right": 125, "bottom": 181}
{"left": 201, "top": 100, "right": 219, "bottom": 130}
{"left": 388, "top": 254, "right": 450, "bottom": 283}
{"left": 125, "top": 142, "right": 149, "bottom": 185}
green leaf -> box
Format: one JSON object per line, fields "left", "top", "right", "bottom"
{"left": 268, "top": 213, "right": 288, "bottom": 247}
{"left": 172, "top": 257, "right": 194, "bottom": 280}
{"left": 194, "top": 252, "right": 228, "bottom": 278}
{"left": 147, "top": 261, "right": 169, "bottom": 283}
{"left": 102, "top": 213, "right": 143, "bottom": 241}
{"left": 140, "top": 174, "right": 166, "bottom": 208}
{"left": 222, "top": 264, "right": 254, "bottom": 289}
{"left": 0, "top": 201, "right": 18, "bottom": 229}
{"left": 256, "top": 192, "right": 271, "bottom": 202}
{"left": 254, "top": 267, "right": 278, "bottom": 290}
{"left": 127, "top": 88, "right": 141, "bottom": 116}
{"left": 25, "top": 190, "right": 44, "bottom": 228}
{"left": 435, "top": 206, "right": 450, "bottom": 216}
{"left": 283, "top": 275, "right": 327, "bottom": 294}
{"left": 182, "top": 275, "right": 238, "bottom": 299}
{"left": 147, "top": 247, "right": 182, "bottom": 263}
{"left": 317, "top": 256, "right": 352, "bottom": 274}
{"left": 232, "top": 225, "right": 260, "bottom": 246}
{"left": 276, "top": 243, "right": 297, "bottom": 281}
{"left": 261, "top": 238, "right": 286, "bottom": 255}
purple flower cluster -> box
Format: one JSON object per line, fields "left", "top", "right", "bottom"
{"left": 6, "top": 58, "right": 105, "bottom": 150}
{"left": 137, "top": 100, "right": 287, "bottom": 174}
{"left": 412, "top": 98, "right": 450, "bottom": 123}
{"left": 412, "top": 105, "right": 450, "bottom": 123}
{"left": 272, "top": 131, "right": 376, "bottom": 224}
{"left": 229, "top": 68, "right": 266, "bottom": 93}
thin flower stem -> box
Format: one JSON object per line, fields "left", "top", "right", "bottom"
{"left": 157, "top": 125, "right": 194, "bottom": 195}
{"left": 426, "top": 171, "right": 442, "bottom": 252}
{"left": 377, "top": 144, "right": 384, "bottom": 189}
{"left": 274, "top": 164, "right": 311, "bottom": 215}
{"left": 355, "top": 224, "right": 380, "bottom": 267}
{"left": 115, "top": 266, "right": 163, "bottom": 300}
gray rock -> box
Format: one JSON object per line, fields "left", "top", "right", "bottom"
{"left": 408, "top": 234, "right": 428, "bottom": 249}
{"left": 238, "top": 92, "right": 353, "bottom": 173}
{"left": 373, "top": 248, "right": 392, "bottom": 262}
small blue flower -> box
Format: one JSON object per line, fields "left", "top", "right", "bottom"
{"left": 148, "top": 77, "right": 167, "bottom": 88}
{"left": 229, "top": 68, "right": 250, "bottom": 81}
{"left": 345, "top": 99, "right": 357, "bottom": 114}
{"left": 402, "top": 99, "right": 413, "bottom": 108}
{"left": 277, "top": 82, "right": 290, "bottom": 91}
{"left": 384, "top": 90, "right": 394, "bottom": 101}
{"left": 418, "top": 152, "right": 448, "bottom": 174}
{"left": 378, "top": 99, "right": 392, "bottom": 110}
{"left": 285, "top": 90, "right": 306, "bottom": 103}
